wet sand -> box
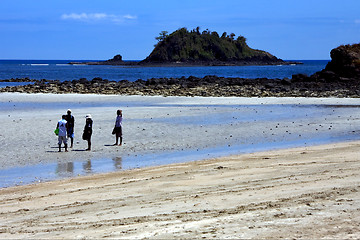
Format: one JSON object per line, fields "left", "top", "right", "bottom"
{"left": 1, "top": 93, "right": 360, "bottom": 238}
{"left": 1, "top": 93, "right": 360, "bottom": 172}
{"left": 1, "top": 141, "right": 360, "bottom": 238}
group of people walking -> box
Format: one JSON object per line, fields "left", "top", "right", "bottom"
{"left": 56, "top": 109, "right": 122, "bottom": 152}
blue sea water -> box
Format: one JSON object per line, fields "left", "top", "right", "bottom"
{"left": 0, "top": 60, "right": 329, "bottom": 84}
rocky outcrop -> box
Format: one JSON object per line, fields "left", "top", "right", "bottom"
{"left": 2, "top": 43, "right": 360, "bottom": 98}
{"left": 292, "top": 43, "right": 360, "bottom": 83}
{"left": 1, "top": 75, "right": 360, "bottom": 98}
{"left": 69, "top": 54, "right": 135, "bottom": 66}
{"left": 107, "top": 54, "right": 123, "bottom": 62}
{"left": 326, "top": 44, "right": 360, "bottom": 77}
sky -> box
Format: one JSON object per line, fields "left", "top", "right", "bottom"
{"left": 0, "top": 0, "right": 359, "bottom": 60}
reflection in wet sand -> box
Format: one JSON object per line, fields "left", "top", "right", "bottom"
{"left": 113, "top": 156, "right": 122, "bottom": 170}
{"left": 83, "top": 160, "right": 92, "bottom": 174}
{"left": 54, "top": 157, "right": 122, "bottom": 180}
{"left": 56, "top": 162, "right": 74, "bottom": 177}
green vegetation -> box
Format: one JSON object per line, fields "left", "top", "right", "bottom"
{"left": 141, "top": 27, "right": 281, "bottom": 64}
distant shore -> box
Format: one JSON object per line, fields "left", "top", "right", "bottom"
{"left": 68, "top": 59, "right": 302, "bottom": 67}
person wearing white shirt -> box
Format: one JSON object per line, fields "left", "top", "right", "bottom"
{"left": 56, "top": 115, "right": 68, "bottom": 152}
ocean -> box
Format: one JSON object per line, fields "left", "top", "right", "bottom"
{"left": 0, "top": 60, "right": 329, "bottom": 85}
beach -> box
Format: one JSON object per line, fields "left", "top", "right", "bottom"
{"left": 1, "top": 140, "right": 360, "bottom": 239}
{"left": 1, "top": 93, "right": 360, "bottom": 238}
{"left": 1, "top": 93, "right": 360, "bottom": 171}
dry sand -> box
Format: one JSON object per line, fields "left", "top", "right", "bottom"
{"left": 1, "top": 93, "right": 360, "bottom": 238}
{"left": 1, "top": 141, "right": 360, "bottom": 239}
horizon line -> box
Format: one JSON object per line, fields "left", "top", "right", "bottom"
{"left": 0, "top": 58, "right": 331, "bottom": 61}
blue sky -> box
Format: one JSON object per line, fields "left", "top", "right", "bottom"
{"left": 0, "top": 0, "right": 359, "bottom": 60}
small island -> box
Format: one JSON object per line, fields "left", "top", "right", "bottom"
{"left": 72, "top": 27, "right": 299, "bottom": 66}
{"left": 140, "top": 27, "right": 289, "bottom": 66}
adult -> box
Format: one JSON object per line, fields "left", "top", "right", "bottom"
{"left": 113, "top": 109, "right": 123, "bottom": 146}
{"left": 57, "top": 115, "right": 68, "bottom": 152}
{"left": 65, "top": 109, "right": 75, "bottom": 148}
{"left": 83, "top": 114, "right": 93, "bottom": 151}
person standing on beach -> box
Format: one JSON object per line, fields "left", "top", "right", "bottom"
{"left": 57, "top": 115, "right": 68, "bottom": 152}
{"left": 65, "top": 109, "right": 75, "bottom": 148}
{"left": 113, "top": 109, "right": 123, "bottom": 146}
{"left": 83, "top": 114, "right": 93, "bottom": 151}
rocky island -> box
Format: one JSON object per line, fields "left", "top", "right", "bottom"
{"left": 71, "top": 27, "right": 295, "bottom": 66}
{"left": 139, "top": 27, "right": 289, "bottom": 66}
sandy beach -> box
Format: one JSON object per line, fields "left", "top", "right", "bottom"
{"left": 1, "top": 93, "right": 360, "bottom": 238}
{"left": 1, "top": 140, "right": 360, "bottom": 239}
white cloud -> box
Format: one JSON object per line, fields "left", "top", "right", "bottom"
{"left": 123, "top": 14, "right": 137, "bottom": 20}
{"left": 61, "top": 13, "right": 137, "bottom": 23}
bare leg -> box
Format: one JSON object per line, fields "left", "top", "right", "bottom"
{"left": 115, "top": 132, "right": 121, "bottom": 145}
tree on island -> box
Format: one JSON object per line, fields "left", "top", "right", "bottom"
{"left": 155, "top": 31, "right": 169, "bottom": 44}
{"left": 140, "top": 27, "right": 284, "bottom": 65}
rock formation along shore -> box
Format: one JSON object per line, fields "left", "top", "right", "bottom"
{"left": 1, "top": 43, "right": 359, "bottom": 98}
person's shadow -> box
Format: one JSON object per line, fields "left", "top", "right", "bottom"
{"left": 47, "top": 146, "right": 68, "bottom": 153}
{"left": 47, "top": 146, "right": 87, "bottom": 152}
{"left": 104, "top": 144, "right": 118, "bottom": 146}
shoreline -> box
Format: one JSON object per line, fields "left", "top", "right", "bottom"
{"left": 1, "top": 140, "right": 360, "bottom": 238}
{"left": 1, "top": 75, "right": 359, "bottom": 98}
{"left": 2, "top": 134, "right": 357, "bottom": 188}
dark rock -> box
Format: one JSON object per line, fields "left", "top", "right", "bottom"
{"left": 281, "top": 78, "right": 292, "bottom": 85}
{"left": 292, "top": 74, "right": 309, "bottom": 82}
{"left": 319, "top": 71, "right": 339, "bottom": 82}
{"left": 107, "top": 54, "right": 123, "bottom": 62}
{"left": 79, "top": 78, "right": 88, "bottom": 84}
{"left": 325, "top": 43, "right": 360, "bottom": 79}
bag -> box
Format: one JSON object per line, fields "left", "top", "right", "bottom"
{"left": 112, "top": 127, "right": 116, "bottom": 135}
{"left": 82, "top": 131, "right": 87, "bottom": 140}
{"left": 54, "top": 128, "right": 59, "bottom": 136}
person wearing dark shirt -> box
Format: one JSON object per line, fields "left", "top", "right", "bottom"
{"left": 65, "top": 109, "right": 75, "bottom": 148}
{"left": 83, "top": 114, "right": 93, "bottom": 151}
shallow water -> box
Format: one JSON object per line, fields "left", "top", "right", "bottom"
{"left": 0, "top": 133, "right": 358, "bottom": 188}
{"left": 1, "top": 102, "right": 360, "bottom": 188}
